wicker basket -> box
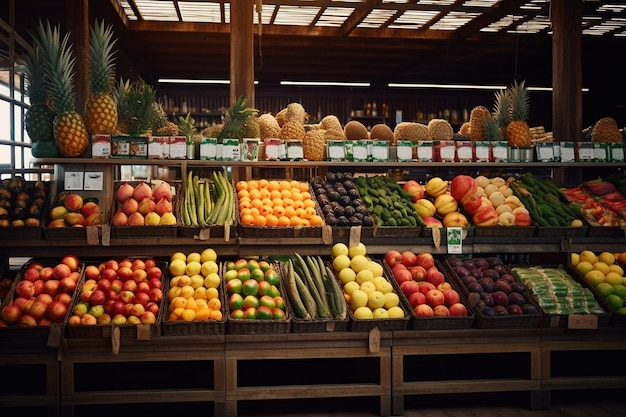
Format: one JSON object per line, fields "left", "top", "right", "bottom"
{"left": 0, "top": 258, "right": 83, "bottom": 343}
{"left": 0, "top": 179, "right": 50, "bottom": 241}
{"left": 375, "top": 225, "right": 423, "bottom": 238}
{"left": 65, "top": 259, "right": 168, "bottom": 340}
{"left": 383, "top": 259, "right": 475, "bottom": 330}
{"left": 223, "top": 260, "right": 291, "bottom": 334}
{"left": 109, "top": 181, "right": 179, "bottom": 239}
{"left": 443, "top": 257, "right": 542, "bottom": 329}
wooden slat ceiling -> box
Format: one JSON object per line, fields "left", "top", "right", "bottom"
{"left": 5, "top": 0, "right": 626, "bottom": 89}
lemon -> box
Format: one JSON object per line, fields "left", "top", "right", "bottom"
{"left": 187, "top": 252, "right": 202, "bottom": 263}
{"left": 353, "top": 306, "right": 373, "bottom": 319}
{"left": 367, "top": 291, "right": 386, "bottom": 309}
{"left": 366, "top": 261, "right": 384, "bottom": 278}
{"left": 189, "top": 274, "right": 205, "bottom": 289}
{"left": 592, "top": 261, "right": 610, "bottom": 275}
{"left": 356, "top": 269, "right": 374, "bottom": 285}
{"left": 338, "top": 267, "right": 357, "bottom": 285}
{"left": 608, "top": 264, "right": 624, "bottom": 276}
{"left": 170, "top": 252, "right": 187, "bottom": 262}
{"left": 333, "top": 255, "right": 351, "bottom": 271}
{"left": 343, "top": 281, "right": 360, "bottom": 296}
{"left": 575, "top": 261, "right": 594, "bottom": 276}
{"left": 383, "top": 292, "right": 400, "bottom": 309}
{"left": 350, "top": 255, "right": 370, "bottom": 273}
{"left": 579, "top": 250, "right": 597, "bottom": 265}
{"left": 331, "top": 243, "right": 349, "bottom": 258}
{"left": 570, "top": 252, "right": 580, "bottom": 267}
{"left": 169, "top": 258, "right": 187, "bottom": 276}
{"left": 359, "top": 281, "right": 377, "bottom": 295}
{"left": 584, "top": 270, "right": 605, "bottom": 287}
{"left": 185, "top": 261, "right": 202, "bottom": 276}
{"left": 200, "top": 248, "right": 218, "bottom": 263}
{"left": 348, "top": 242, "right": 367, "bottom": 258}
{"left": 201, "top": 261, "right": 219, "bottom": 277}
{"left": 387, "top": 306, "right": 405, "bottom": 319}
{"left": 204, "top": 272, "right": 221, "bottom": 289}
{"left": 598, "top": 251, "right": 616, "bottom": 266}
{"left": 604, "top": 272, "right": 624, "bottom": 286}
{"left": 372, "top": 308, "right": 389, "bottom": 319}
{"left": 349, "top": 289, "right": 368, "bottom": 310}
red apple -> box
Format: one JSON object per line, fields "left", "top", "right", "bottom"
{"left": 384, "top": 250, "right": 402, "bottom": 267}
{"left": 110, "top": 300, "right": 127, "bottom": 316}
{"left": 422, "top": 216, "right": 443, "bottom": 228}
{"left": 140, "top": 311, "right": 156, "bottom": 324}
{"left": 119, "top": 290, "right": 135, "bottom": 304}
{"left": 415, "top": 253, "right": 435, "bottom": 269}
{"left": 54, "top": 292, "right": 73, "bottom": 307}
{"left": 37, "top": 293, "right": 53, "bottom": 305}
{"left": 84, "top": 265, "right": 101, "bottom": 280}
{"left": 136, "top": 281, "right": 150, "bottom": 294}
{"left": 461, "top": 193, "right": 483, "bottom": 215}
{"left": 400, "top": 251, "right": 417, "bottom": 267}
{"left": 418, "top": 281, "right": 437, "bottom": 295}
{"left": 131, "top": 259, "right": 146, "bottom": 271}
{"left": 425, "top": 266, "right": 445, "bottom": 287}
{"left": 122, "top": 280, "right": 137, "bottom": 293}
{"left": 64, "top": 193, "right": 83, "bottom": 212}
{"left": 106, "top": 289, "right": 120, "bottom": 302}
{"left": 514, "top": 212, "right": 532, "bottom": 227}
{"left": 103, "top": 299, "right": 116, "bottom": 314}
{"left": 12, "top": 297, "right": 28, "bottom": 309}
{"left": 61, "top": 255, "right": 80, "bottom": 272}
{"left": 129, "top": 303, "right": 145, "bottom": 317}
{"left": 40, "top": 267, "right": 54, "bottom": 281}
{"left": 432, "top": 304, "right": 450, "bottom": 317}
{"left": 409, "top": 265, "right": 427, "bottom": 281}
{"left": 22, "top": 266, "right": 41, "bottom": 282}
{"left": 28, "top": 299, "right": 48, "bottom": 319}
{"left": 148, "top": 277, "right": 163, "bottom": 290}
{"left": 104, "top": 259, "right": 119, "bottom": 271}
{"left": 1, "top": 303, "right": 22, "bottom": 324}
{"left": 101, "top": 268, "right": 117, "bottom": 282}
{"left": 82, "top": 279, "right": 98, "bottom": 293}
{"left": 394, "top": 268, "right": 413, "bottom": 285}
{"left": 146, "top": 267, "right": 163, "bottom": 282}
{"left": 148, "top": 288, "right": 163, "bottom": 303}
{"left": 399, "top": 280, "right": 420, "bottom": 298}
{"left": 144, "top": 258, "right": 157, "bottom": 269}
{"left": 134, "top": 291, "right": 150, "bottom": 307}
{"left": 59, "top": 277, "right": 77, "bottom": 294}
{"left": 391, "top": 263, "right": 408, "bottom": 275}
{"left": 408, "top": 291, "right": 426, "bottom": 308}
{"left": 43, "top": 279, "right": 60, "bottom": 296}
{"left": 46, "top": 300, "right": 68, "bottom": 321}
{"left": 449, "top": 303, "right": 468, "bottom": 316}
{"left": 111, "top": 279, "right": 123, "bottom": 293}
{"left": 52, "top": 263, "right": 71, "bottom": 280}
{"left": 97, "top": 313, "right": 112, "bottom": 325}
{"left": 132, "top": 269, "right": 148, "bottom": 283}
{"left": 117, "top": 266, "right": 133, "bottom": 282}
{"left": 425, "top": 289, "right": 445, "bottom": 307}
{"left": 69, "top": 271, "right": 80, "bottom": 282}
{"left": 442, "top": 289, "right": 461, "bottom": 307}
{"left": 37, "top": 317, "right": 52, "bottom": 326}
{"left": 414, "top": 304, "right": 434, "bottom": 317}
{"left": 16, "top": 280, "right": 35, "bottom": 299}
{"left": 31, "top": 279, "right": 44, "bottom": 296}
{"left": 472, "top": 206, "right": 499, "bottom": 226}
{"left": 119, "top": 258, "right": 133, "bottom": 269}
{"left": 145, "top": 301, "right": 160, "bottom": 315}
{"left": 403, "top": 180, "right": 425, "bottom": 202}
{"left": 17, "top": 314, "right": 37, "bottom": 327}
{"left": 437, "top": 282, "right": 452, "bottom": 291}
{"left": 97, "top": 278, "right": 112, "bottom": 292}
{"left": 89, "top": 289, "right": 107, "bottom": 306}
{"left": 450, "top": 175, "right": 478, "bottom": 203}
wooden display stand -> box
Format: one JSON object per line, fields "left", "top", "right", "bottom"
{"left": 224, "top": 331, "right": 393, "bottom": 417}
{"left": 391, "top": 329, "right": 543, "bottom": 415}
{"left": 58, "top": 335, "right": 226, "bottom": 417}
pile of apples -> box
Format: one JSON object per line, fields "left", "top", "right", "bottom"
{"left": 68, "top": 257, "right": 164, "bottom": 326}
{"left": 166, "top": 248, "right": 223, "bottom": 322}
{"left": 384, "top": 250, "right": 468, "bottom": 317}
{"left": 47, "top": 192, "right": 103, "bottom": 227}
{"left": 0, "top": 255, "right": 81, "bottom": 327}
{"left": 111, "top": 181, "right": 176, "bottom": 227}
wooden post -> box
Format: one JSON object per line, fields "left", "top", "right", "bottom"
{"left": 230, "top": 0, "right": 255, "bottom": 107}
{"left": 551, "top": 0, "right": 582, "bottom": 143}
{"left": 67, "top": 0, "right": 89, "bottom": 112}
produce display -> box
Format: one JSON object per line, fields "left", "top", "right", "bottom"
{"left": 111, "top": 181, "right": 176, "bottom": 226}
{"left": 447, "top": 256, "right": 540, "bottom": 317}
{"left": 0, "top": 256, "right": 81, "bottom": 326}
{"left": 511, "top": 265, "right": 605, "bottom": 315}
{"left": 310, "top": 172, "right": 374, "bottom": 227}
{"left": 331, "top": 242, "right": 405, "bottom": 320}
{"left": 224, "top": 258, "right": 287, "bottom": 320}
{"left": 283, "top": 253, "right": 346, "bottom": 320}
{"left": 47, "top": 192, "right": 103, "bottom": 227}
{"left": 180, "top": 169, "right": 235, "bottom": 227}
{"left": 0, "top": 176, "right": 49, "bottom": 228}
{"left": 236, "top": 179, "right": 323, "bottom": 227}
{"left": 352, "top": 175, "right": 422, "bottom": 227}
{"left": 571, "top": 250, "right": 626, "bottom": 314}
{"left": 68, "top": 257, "right": 164, "bottom": 326}
{"left": 166, "top": 248, "right": 222, "bottom": 322}
{"left": 385, "top": 250, "right": 468, "bottom": 317}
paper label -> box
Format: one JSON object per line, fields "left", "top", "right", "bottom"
{"left": 264, "top": 138, "right": 282, "bottom": 160}
{"left": 536, "top": 143, "right": 555, "bottom": 162}
{"left": 92, "top": 134, "right": 111, "bottom": 158}
{"left": 200, "top": 138, "right": 217, "bottom": 160}
{"left": 352, "top": 140, "right": 369, "bottom": 162}
{"left": 577, "top": 143, "right": 594, "bottom": 161}
{"left": 417, "top": 141, "right": 433, "bottom": 162}
{"left": 610, "top": 143, "right": 625, "bottom": 162}
{"left": 396, "top": 140, "right": 413, "bottom": 162}
{"left": 456, "top": 142, "right": 473, "bottom": 161}
{"left": 287, "top": 140, "right": 304, "bottom": 160}
{"left": 493, "top": 141, "right": 508, "bottom": 161}
{"left": 327, "top": 140, "right": 346, "bottom": 161}
{"left": 371, "top": 140, "right": 389, "bottom": 162}
{"left": 439, "top": 141, "right": 455, "bottom": 161}
{"left": 593, "top": 143, "right": 608, "bottom": 162}
{"left": 560, "top": 142, "right": 576, "bottom": 162}
{"left": 168, "top": 136, "right": 187, "bottom": 159}
{"left": 222, "top": 139, "right": 240, "bottom": 161}
{"left": 447, "top": 227, "right": 463, "bottom": 254}
{"left": 474, "top": 141, "right": 491, "bottom": 161}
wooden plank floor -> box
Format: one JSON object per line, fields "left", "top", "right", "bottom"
{"left": 240, "top": 390, "right": 626, "bottom": 417}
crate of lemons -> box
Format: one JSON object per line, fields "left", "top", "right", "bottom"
{"left": 163, "top": 248, "right": 225, "bottom": 334}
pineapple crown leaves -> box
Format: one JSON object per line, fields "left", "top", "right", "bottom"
{"left": 177, "top": 112, "right": 197, "bottom": 141}
{"left": 508, "top": 79, "right": 529, "bottom": 123}
{"left": 492, "top": 88, "right": 512, "bottom": 128}
{"left": 20, "top": 43, "right": 48, "bottom": 105}
{"left": 32, "top": 20, "right": 78, "bottom": 114}
{"left": 217, "top": 95, "right": 259, "bottom": 141}
{"left": 483, "top": 115, "right": 503, "bottom": 141}
{"left": 115, "top": 78, "right": 160, "bottom": 136}
{"left": 88, "top": 19, "right": 118, "bottom": 95}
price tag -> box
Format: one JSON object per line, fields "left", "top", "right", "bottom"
{"left": 567, "top": 314, "right": 598, "bottom": 329}
{"left": 136, "top": 323, "right": 151, "bottom": 340}
{"left": 325, "top": 321, "right": 335, "bottom": 332}
{"left": 431, "top": 227, "right": 441, "bottom": 248}
{"left": 322, "top": 225, "right": 333, "bottom": 245}
{"left": 224, "top": 221, "right": 231, "bottom": 242}
{"left": 101, "top": 224, "right": 111, "bottom": 246}
{"left": 417, "top": 141, "right": 433, "bottom": 162}
{"left": 439, "top": 142, "right": 455, "bottom": 161}
{"left": 111, "top": 326, "right": 121, "bottom": 355}
{"left": 368, "top": 327, "right": 380, "bottom": 353}
{"left": 560, "top": 142, "right": 576, "bottom": 162}
{"left": 352, "top": 140, "right": 369, "bottom": 162}
{"left": 446, "top": 227, "right": 463, "bottom": 254}
{"left": 64, "top": 172, "right": 84, "bottom": 190}
{"left": 327, "top": 141, "right": 346, "bottom": 161}
{"left": 47, "top": 323, "right": 63, "bottom": 347}
{"left": 198, "top": 228, "right": 211, "bottom": 240}
{"left": 396, "top": 141, "right": 413, "bottom": 162}
{"left": 349, "top": 226, "right": 362, "bottom": 247}
{"left": 371, "top": 140, "right": 389, "bottom": 162}
{"left": 86, "top": 226, "right": 100, "bottom": 245}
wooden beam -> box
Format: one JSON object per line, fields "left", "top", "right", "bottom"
{"left": 67, "top": 0, "right": 89, "bottom": 111}
{"left": 551, "top": 0, "right": 582, "bottom": 143}
{"left": 230, "top": 0, "right": 255, "bottom": 106}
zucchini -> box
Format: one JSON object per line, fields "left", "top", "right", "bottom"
{"left": 284, "top": 260, "right": 310, "bottom": 320}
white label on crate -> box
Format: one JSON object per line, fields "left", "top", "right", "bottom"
{"left": 493, "top": 142, "right": 508, "bottom": 161}
{"left": 352, "top": 140, "right": 368, "bottom": 161}
{"left": 396, "top": 141, "right": 413, "bottom": 161}
{"left": 372, "top": 141, "right": 389, "bottom": 162}
{"left": 327, "top": 141, "right": 346, "bottom": 161}
{"left": 417, "top": 141, "right": 433, "bottom": 162}
{"left": 447, "top": 227, "right": 463, "bottom": 254}
{"left": 536, "top": 143, "right": 554, "bottom": 162}
{"left": 457, "top": 144, "right": 473, "bottom": 161}
{"left": 64, "top": 172, "right": 84, "bottom": 190}
{"left": 84, "top": 172, "right": 104, "bottom": 191}
{"left": 440, "top": 143, "right": 455, "bottom": 161}
{"left": 611, "top": 144, "right": 624, "bottom": 162}
{"left": 560, "top": 142, "right": 576, "bottom": 162}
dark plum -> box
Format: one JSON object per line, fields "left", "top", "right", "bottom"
{"left": 499, "top": 273, "right": 517, "bottom": 284}
{"left": 460, "top": 275, "right": 478, "bottom": 286}
{"left": 477, "top": 277, "right": 495, "bottom": 293}
{"left": 466, "top": 282, "right": 484, "bottom": 293}
{"left": 522, "top": 304, "right": 540, "bottom": 315}
{"left": 454, "top": 266, "right": 471, "bottom": 277}
{"left": 480, "top": 292, "right": 494, "bottom": 307}
{"left": 487, "top": 257, "right": 504, "bottom": 267}
{"left": 493, "top": 305, "right": 509, "bottom": 315}
{"left": 480, "top": 306, "right": 496, "bottom": 316}
{"left": 473, "top": 258, "right": 490, "bottom": 271}
{"left": 447, "top": 258, "right": 463, "bottom": 268}
{"left": 462, "top": 260, "right": 475, "bottom": 270}
{"left": 508, "top": 292, "right": 525, "bottom": 306}
{"left": 510, "top": 282, "right": 526, "bottom": 294}
{"left": 492, "top": 265, "right": 508, "bottom": 276}
{"left": 491, "top": 290, "right": 509, "bottom": 306}
{"left": 481, "top": 269, "right": 499, "bottom": 280}
{"left": 494, "top": 280, "right": 512, "bottom": 294}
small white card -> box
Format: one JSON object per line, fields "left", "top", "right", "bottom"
{"left": 84, "top": 172, "right": 104, "bottom": 191}
{"left": 64, "top": 172, "right": 84, "bottom": 190}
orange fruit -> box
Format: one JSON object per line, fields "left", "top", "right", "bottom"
{"left": 289, "top": 216, "right": 303, "bottom": 226}
{"left": 265, "top": 214, "right": 279, "bottom": 226}
{"left": 236, "top": 181, "right": 248, "bottom": 192}
{"left": 301, "top": 191, "right": 312, "bottom": 201}
{"left": 249, "top": 188, "right": 262, "bottom": 200}
{"left": 283, "top": 198, "right": 295, "bottom": 207}
{"left": 304, "top": 206, "right": 317, "bottom": 219}
{"left": 280, "top": 189, "right": 292, "bottom": 199}
{"left": 271, "top": 198, "right": 284, "bottom": 207}
{"left": 248, "top": 180, "right": 259, "bottom": 190}
{"left": 295, "top": 207, "right": 306, "bottom": 218}
{"left": 205, "top": 287, "right": 219, "bottom": 300}
{"left": 272, "top": 205, "right": 286, "bottom": 216}
{"left": 284, "top": 206, "right": 296, "bottom": 218}
{"left": 239, "top": 199, "right": 251, "bottom": 210}
{"left": 298, "top": 182, "right": 310, "bottom": 192}
{"left": 249, "top": 207, "right": 260, "bottom": 217}
{"left": 253, "top": 215, "right": 267, "bottom": 226}
{"left": 240, "top": 207, "right": 252, "bottom": 217}
{"left": 238, "top": 189, "right": 250, "bottom": 199}
{"left": 277, "top": 216, "right": 291, "bottom": 227}
{"left": 251, "top": 198, "right": 263, "bottom": 210}
{"left": 300, "top": 218, "right": 310, "bottom": 227}
{"left": 261, "top": 197, "right": 273, "bottom": 207}
{"left": 209, "top": 310, "right": 223, "bottom": 321}
{"left": 259, "top": 188, "right": 270, "bottom": 199}
{"left": 309, "top": 215, "right": 323, "bottom": 226}
{"left": 270, "top": 189, "right": 282, "bottom": 200}
{"left": 303, "top": 199, "right": 316, "bottom": 209}
{"left": 293, "top": 200, "right": 304, "bottom": 209}
{"left": 268, "top": 180, "right": 280, "bottom": 191}
{"left": 290, "top": 180, "right": 300, "bottom": 189}
{"left": 258, "top": 179, "right": 269, "bottom": 189}
{"left": 208, "top": 297, "right": 221, "bottom": 311}
{"left": 279, "top": 180, "right": 291, "bottom": 191}
{"left": 260, "top": 205, "right": 273, "bottom": 216}
{"left": 291, "top": 191, "right": 303, "bottom": 201}
{"left": 240, "top": 214, "right": 254, "bottom": 225}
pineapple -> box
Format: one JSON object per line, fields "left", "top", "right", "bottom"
{"left": 114, "top": 78, "right": 160, "bottom": 136}
{"left": 258, "top": 113, "right": 281, "bottom": 140}
{"left": 591, "top": 117, "right": 622, "bottom": 143}
{"left": 34, "top": 21, "right": 89, "bottom": 157}
{"left": 280, "top": 120, "right": 306, "bottom": 141}
{"left": 492, "top": 88, "right": 512, "bottom": 139}
{"left": 177, "top": 113, "right": 197, "bottom": 142}
{"left": 216, "top": 96, "right": 259, "bottom": 141}
{"left": 285, "top": 102, "right": 308, "bottom": 124}
{"left": 483, "top": 116, "right": 503, "bottom": 141}
{"left": 506, "top": 80, "right": 532, "bottom": 148}
{"left": 469, "top": 105, "right": 490, "bottom": 141}
{"left": 85, "top": 20, "right": 118, "bottom": 135}
{"left": 21, "top": 43, "right": 55, "bottom": 142}
{"left": 303, "top": 128, "right": 326, "bottom": 161}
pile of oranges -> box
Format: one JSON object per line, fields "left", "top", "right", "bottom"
{"left": 237, "top": 179, "right": 324, "bottom": 228}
